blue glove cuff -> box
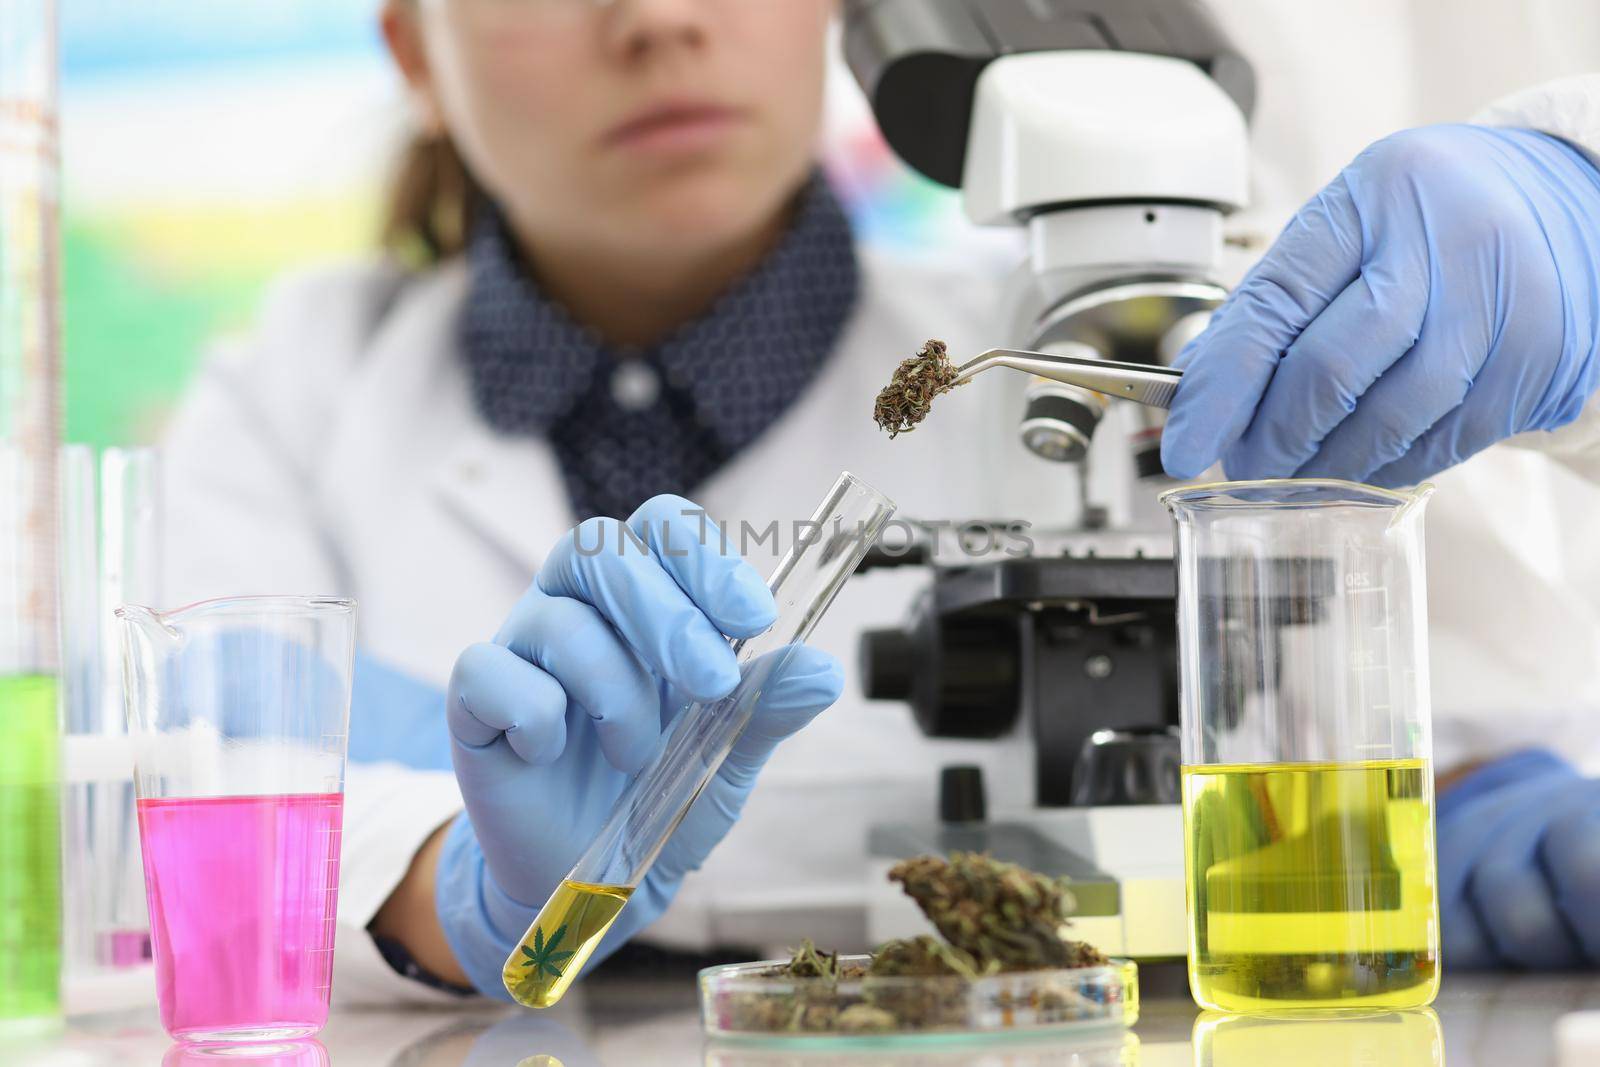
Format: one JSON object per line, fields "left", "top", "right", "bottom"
{"left": 1436, "top": 748, "right": 1577, "bottom": 822}
{"left": 434, "top": 813, "right": 538, "bottom": 1001}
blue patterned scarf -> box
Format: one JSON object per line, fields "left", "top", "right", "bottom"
{"left": 459, "top": 175, "right": 860, "bottom": 521}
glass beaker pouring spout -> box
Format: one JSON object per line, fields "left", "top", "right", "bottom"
{"left": 114, "top": 603, "right": 180, "bottom": 668}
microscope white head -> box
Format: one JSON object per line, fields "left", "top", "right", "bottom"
{"left": 958, "top": 50, "right": 1252, "bottom": 482}
{"left": 961, "top": 50, "right": 1250, "bottom": 227}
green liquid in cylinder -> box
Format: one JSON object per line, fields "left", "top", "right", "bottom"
{"left": 0, "top": 674, "right": 61, "bottom": 1030}
{"left": 1183, "top": 759, "right": 1440, "bottom": 1013}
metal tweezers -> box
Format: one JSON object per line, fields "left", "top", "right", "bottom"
{"left": 952, "top": 348, "right": 1184, "bottom": 409}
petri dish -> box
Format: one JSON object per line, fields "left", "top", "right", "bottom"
{"left": 699, "top": 955, "right": 1138, "bottom": 1047}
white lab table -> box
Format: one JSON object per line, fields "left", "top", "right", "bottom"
{"left": 11, "top": 966, "right": 1600, "bottom": 1066}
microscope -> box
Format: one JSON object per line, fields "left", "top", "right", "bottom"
{"left": 842, "top": 0, "right": 1253, "bottom": 958}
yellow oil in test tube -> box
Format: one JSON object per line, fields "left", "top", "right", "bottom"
{"left": 504, "top": 881, "right": 633, "bottom": 1007}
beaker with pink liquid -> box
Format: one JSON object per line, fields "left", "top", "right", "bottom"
{"left": 118, "top": 596, "right": 355, "bottom": 1044}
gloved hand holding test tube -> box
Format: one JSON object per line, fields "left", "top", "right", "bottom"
{"left": 499, "top": 472, "right": 896, "bottom": 1008}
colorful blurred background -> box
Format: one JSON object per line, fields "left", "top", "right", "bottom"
{"left": 59, "top": 2, "right": 998, "bottom": 449}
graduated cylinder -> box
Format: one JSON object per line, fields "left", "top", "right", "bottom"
{"left": 1161, "top": 479, "right": 1439, "bottom": 1014}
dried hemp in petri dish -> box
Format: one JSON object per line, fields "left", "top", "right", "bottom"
{"left": 711, "top": 852, "right": 1111, "bottom": 1035}
{"left": 888, "top": 851, "right": 1108, "bottom": 971}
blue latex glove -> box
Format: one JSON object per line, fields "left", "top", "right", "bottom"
{"left": 1163, "top": 124, "right": 1600, "bottom": 487}
{"left": 1437, "top": 749, "right": 1600, "bottom": 970}
{"left": 435, "top": 495, "right": 844, "bottom": 998}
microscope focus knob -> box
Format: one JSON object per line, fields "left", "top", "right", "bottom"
{"left": 940, "top": 765, "right": 988, "bottom": 823}
{"left": 1070, "top": 728, "right": 1181, "bottom": 805}
{"left": 1019, "top": 381, "right": 1103, "bottom": 463}
{"left": 860, "top": 628, "right": 916, "bottom": 701}
{"left": 859, "top": 620, "right": 1020, "bottom": 739}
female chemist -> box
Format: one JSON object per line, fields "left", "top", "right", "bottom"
{"left": 161, "top": 0, "right": 1600, "bottom": 998}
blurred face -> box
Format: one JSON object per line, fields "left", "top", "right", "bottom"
{"left": 389, "top": 0, "right": 835, "bottom": 265}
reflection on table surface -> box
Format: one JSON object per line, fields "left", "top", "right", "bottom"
{"left": 13, "top": 967, "right": 1600, "bottom": 1066}
{"left": 160, "top": 1040, "right": 331, "bottom": 1067}
{"left": 1191, "top": 1010, "right": 1442, "bottom": 1066}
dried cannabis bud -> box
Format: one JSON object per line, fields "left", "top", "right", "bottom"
{"left": 778, "top": 938, "right": 865, "bottom": 980}
{"left": 721, "top": 940, "right": 859, "bottom": 1034}
{"left": 711, "top": 854, "right": 1112, "bottom": 1036}
{"left": 873, "top": 338, "right": 965, "bottom": 438}
{"left": 862, "top": 935, "right": 997, "bottom": 1031}
{"left": 867, "top": 934, "right": 993, "bottom": 979}
{"left": 887, "top": 852, "right": 1108, "bottom": 972}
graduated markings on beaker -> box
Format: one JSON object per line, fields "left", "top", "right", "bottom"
{"left": 313, "top": 823, "right": 342, "bottom": 995}
{"left": 504, "top": 880, "right": 634, "bottom": 1008}
{"left": 1347, "top": 587, "right": 1396, "bottom": 741}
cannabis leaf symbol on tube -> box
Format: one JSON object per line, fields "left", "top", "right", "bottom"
{"left": 521, "top": 923, "right": 577, "bottom": 979}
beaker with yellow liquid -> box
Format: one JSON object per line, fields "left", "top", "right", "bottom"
{"left": 1162, "top": 480, "right": 1440, "bottom": 1014}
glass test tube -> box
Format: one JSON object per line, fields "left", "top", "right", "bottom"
{"left": 60, "top": 448, "right": 159, "bottom": 976}
{"left": 97, "top": 449, "right": 160, "bottom": 966}
{"left": 58, "top": 446, "right": 96, "bottom": 975}
{"left": 503, "top": 472, "right": 896, "bottom": 1008}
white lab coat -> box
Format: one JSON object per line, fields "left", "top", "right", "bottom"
{"left": 161, "top": 8, "right": 1600, "bottom": 1002}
